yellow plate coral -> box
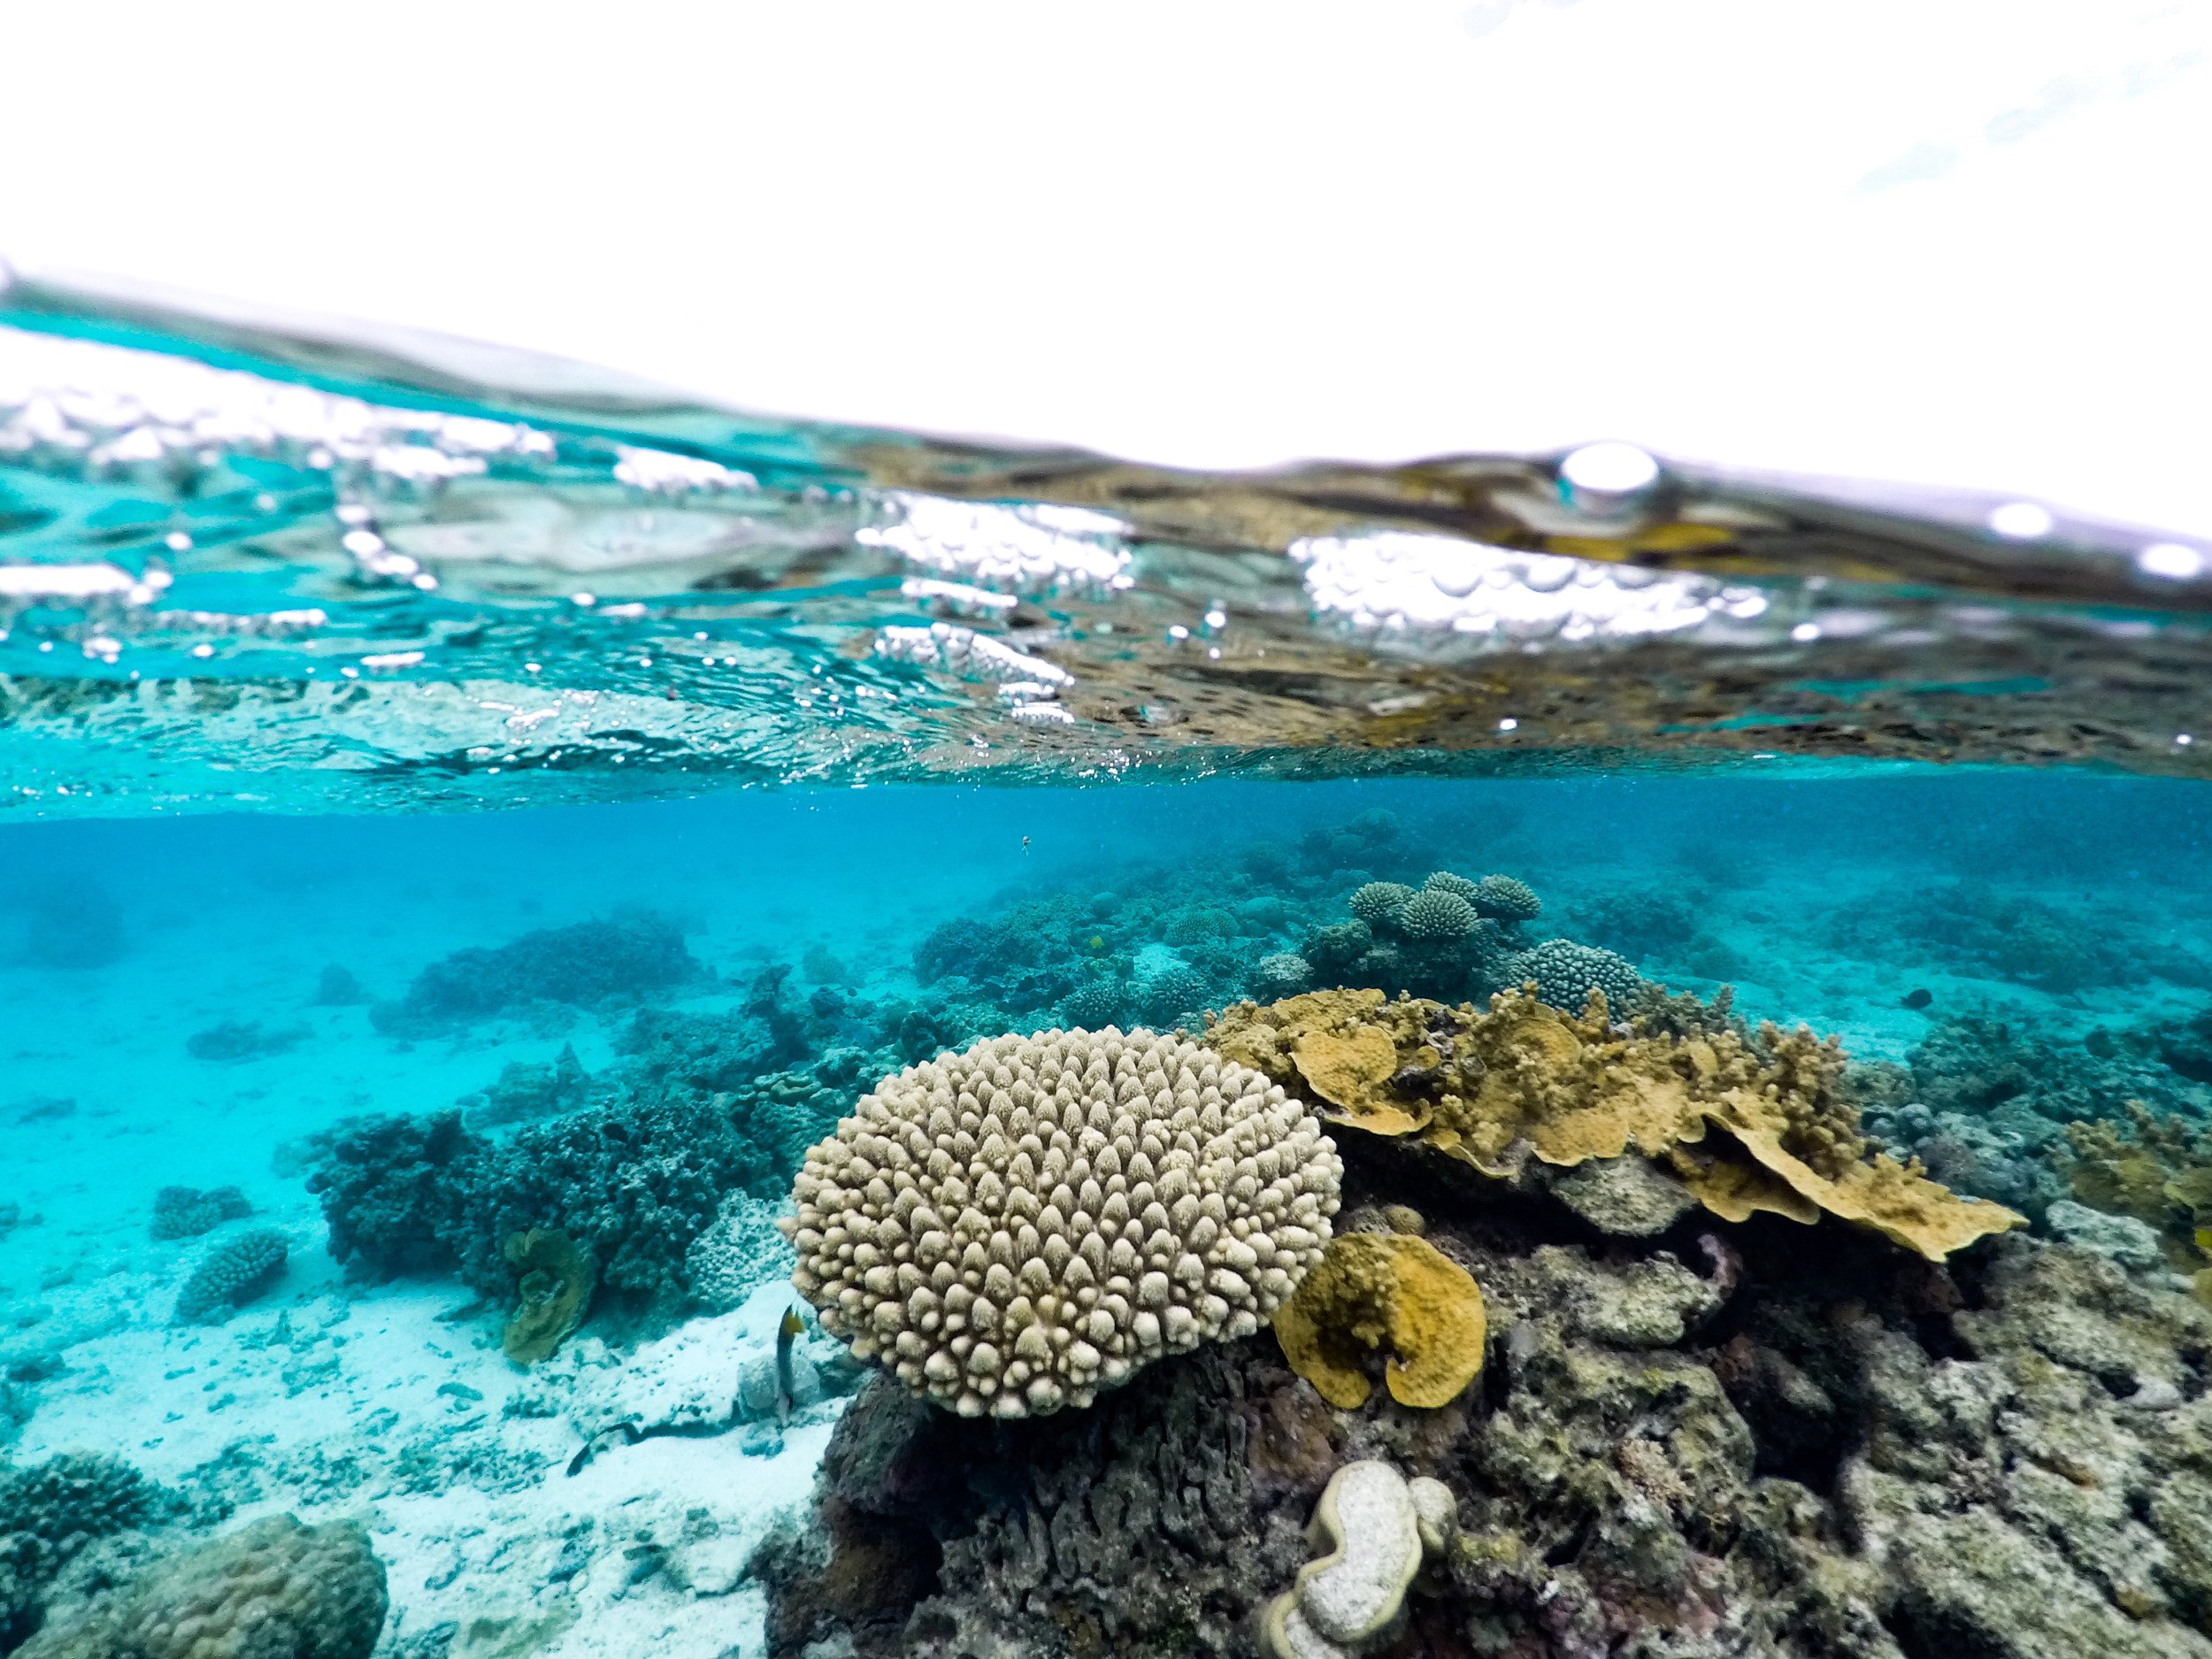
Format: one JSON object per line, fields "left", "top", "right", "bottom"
{"left": 1272, "top": 1231, "right": 1486, "bottom": 1409}
{"left": 1214, "top": 987, "right": 2024, "bottom": 1263}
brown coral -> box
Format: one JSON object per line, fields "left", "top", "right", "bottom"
{"left": 2064, "top": 1102, "right": 2212, "bottom": 1273}
{"left": 1212, "top": 987, "right": 2022, "bottom": 1263}
{"left": 1271, "top": 1232, "right": 1486, "bottom": 1409}
{"left": 502, "top": 1227, "right": 595, "bottom": 1364}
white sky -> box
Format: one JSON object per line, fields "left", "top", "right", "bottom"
{"left": 4, "top": 1, "right": 2208, "bottom": 534}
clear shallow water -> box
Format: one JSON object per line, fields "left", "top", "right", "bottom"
{"left": 8, "top": 286, "right": 2212, "bottom": 1659}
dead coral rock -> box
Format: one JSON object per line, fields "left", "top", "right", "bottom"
{"left": 1272, "top": 1233, "right": 1486, "bottom": 1409}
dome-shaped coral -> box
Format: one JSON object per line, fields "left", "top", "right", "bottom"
{"left": 1139, "top": 963, "right": 1211, "bottom": 1025}
{"left": 1348, "top": 882, "right": 1416, "bottom": 925}
{"left": 1399, "top": 888, "right": 1478, "bottom": 942}
{"left": 173, "top": 1229, "right": 288, "bottom": 1325}
{"left": 1253, "top": 953, "right": 1314, "bottom": 1000}
{"left": 1062, "top": 978, "right": 1125, "bottom": 1030}
{"left": 1473, "top": 875, "right": 1542, "bottom": 922}
{"left": 1504, "top": 938, "right": 1641, "bottom": 1018}
{"left": 784, "top": 1028, "right": 1342, "bottom": 1417}
{"left": 1422, "top": 871, "right": 1481, "bottom": 902}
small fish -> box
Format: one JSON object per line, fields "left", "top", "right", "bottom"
{"left": 775, "top": 1305, "right": 804, "bottom": 1426}
{"left": 1088, "top": 933, "right": 1104, "bottom": 951}
{"left": 1901, "top": 987, "right": 1932, "bottom": 1010}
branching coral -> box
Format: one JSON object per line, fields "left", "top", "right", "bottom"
{"left": 1348, "top": 884, "right": 1416, "bottom": 926}
{"left": 1473, "top": 875, "right": 1541, "bottom": 923}
{"left": 1210, "top": 988, "right": 2022, "bottom": 1261}
{"left": 1397, "top": 889, "right": 1477, "bottom": 942}
{"left": 1271, "top": 1232, "right": 1486, "bottom": 1409}
{"left": 784, "top": 1028, "right": 1342, "bottom": 1417}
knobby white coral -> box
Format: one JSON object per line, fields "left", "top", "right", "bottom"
{"left": 785, "top": 1028, "right": 1342, "bottom": 1417}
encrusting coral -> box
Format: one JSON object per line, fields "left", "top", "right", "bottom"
{"left": 783, "top": 1027, "right": 1343, "bottom": 1417}
{"left": 1210, "top": 987, "right": 2023, "bottom": 1261}
{"left": 500, "top": 1227, "right": 594, "bottom": 1364}
{"left": 1271, "top": 1231, "right": 1486, "bottom": 1409}
{"left": 1262, "top": 1460, "right": 1457, "bottom": 1659}
{"left": 17, "top": 1513, "right": 386, "bottom": 1659}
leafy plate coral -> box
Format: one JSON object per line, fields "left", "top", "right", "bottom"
{"left": 1210, "top": 987, "right": 2023, "bottom": 1261}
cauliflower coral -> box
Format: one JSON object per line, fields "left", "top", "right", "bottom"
{"left": 785, "top": 1028, "right": 1342, "bottom": 1417}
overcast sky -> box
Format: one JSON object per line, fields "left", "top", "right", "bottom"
{"left": 4, "top": 1, "right": 2208, "bottom": 534}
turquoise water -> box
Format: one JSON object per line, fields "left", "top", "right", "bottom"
{"left": 9, "top": 286, "right": 2212, "bottom": 1658}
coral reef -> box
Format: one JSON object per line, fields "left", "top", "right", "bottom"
{"left": 500, "top": 1228, "right": 594, "bottom": 1365}
{"left": 1210, "top": 988, "right": 2022, "bottom": 1260}
{"left": 310, "top": 964, "right": 365, "bottom": 1005}
{"left": 18, "top": 1514, "right": 386, "bottom": 1659}
{"left": 1271, "top": 1231, "right": 1486, "bottom": 1409}
{"left": 784, "top": 1028, "right": 1343, "bottom": 1417}
{"left": 1825, "top": 879, "right": 2150, "bottom": 993}
{"left": 5, "top": 878, "right": 125, "bottom": 971}
{"left": 1254, "top": 953, "right": 1314, "bottom": 1000}
{"left": 305, "top": 1004, "right": 834, "bottom": 1316}
{"left": 1395, "top": 888, "right": 1477, "bottom": 943}
{"left": 1348, "top": 884, "right": 1416, "bottom": 926}
{"left": 148, "top": 1186, "right": 251, "bottom": 1242}
{"left": 369, "top": 912, "right": 704, "bottom": 1038}
{"left": 2059, "top": 1102, "right": 2212, "bottom": 1275}
{"left": 764, "top": 1117, "right": 2212, "bottom": 1659}
{"left": 173, "top": 1230, "right": 288, "bottom": 1325}
{"left": 1471, "top": 874, "right": 1540, "bottom": 923}
{"left": 458, "top": 1041, "right": 593, "bottom": 1130}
